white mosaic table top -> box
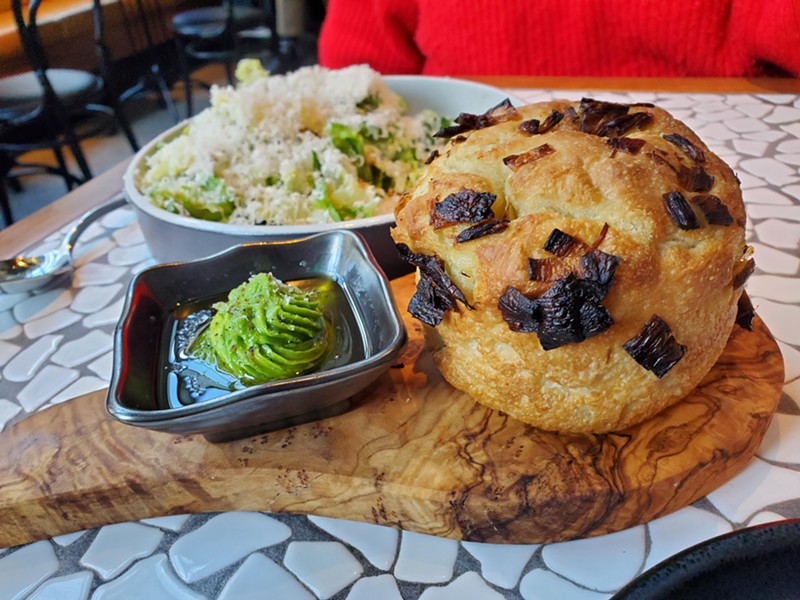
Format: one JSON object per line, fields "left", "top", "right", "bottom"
{"left": 1, "top": 89, "right": 800, "bottom": 600}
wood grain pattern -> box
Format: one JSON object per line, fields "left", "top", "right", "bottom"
{"left": 0, "top": 275, "right": 784, "bottom": 547}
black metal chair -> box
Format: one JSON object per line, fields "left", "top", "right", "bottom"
{"left": 92, "top": 0, "right": 181, "bottom": 126}
{"left": 0, "top": 0, "right": 139, "bottom": 226}
{"left": 171, "top": 0, "right": 277, "bottom": 116}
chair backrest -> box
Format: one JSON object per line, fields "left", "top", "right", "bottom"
{"left": 222, "top": 0, "right": 276, "bottom": 52}
{"left": 92, "top": 0, "right": 173, "bottom": 62}
{"left": 213, "top": 0, "right": 263, "bottom": 45}
{"left": 9, "top": 0, "right": 71, "bottom": 126}
{"left": 221, "top": 0, "right": 241, "bottom": 47}
{"left": 11, "top": 0, "right": 49, "bottom": 74}
{"left": 124, "top": 0, "right": 172, "bottom": 54}
{"left": 2, "top": 0, "right": 99, "bottom": 201}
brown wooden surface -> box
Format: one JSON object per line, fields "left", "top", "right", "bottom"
{"left": 0, "top": 275, "right": 784, "bottom": 548}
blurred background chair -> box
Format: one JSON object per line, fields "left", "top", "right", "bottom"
{"left": 270, "top": 0, "right": 313, "bottom": 74}
{"left": 92, "top": 0, "right": 181, "bottom": 126}
{"left": 171, "top": 0, "right": 277, "bottom": 117}
{"left": 0, "top": 0, "right": 138, "bottom": 226}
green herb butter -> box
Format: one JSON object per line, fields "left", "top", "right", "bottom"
{"left": 192, "top": 273, "right": 332, "bottom": 384}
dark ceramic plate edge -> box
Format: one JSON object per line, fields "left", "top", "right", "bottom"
{"left": 612, "top": 518, "right": 800, "bottom": 600}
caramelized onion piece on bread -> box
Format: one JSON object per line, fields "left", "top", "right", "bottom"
{"left": 392, "top": 98, "right": 750, "bottom": 433}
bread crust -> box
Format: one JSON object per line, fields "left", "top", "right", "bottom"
{"left": 392, "top": 99, "right": 749, "bottom": 433}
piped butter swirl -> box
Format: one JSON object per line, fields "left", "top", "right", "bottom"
{"left": 193, "top": 273, "right": 331, "bottom": 384}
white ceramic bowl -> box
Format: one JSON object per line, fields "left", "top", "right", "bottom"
{"left": 123, "top": 75, "right": 518, "bottom": 278}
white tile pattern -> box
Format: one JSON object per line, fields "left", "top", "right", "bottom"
{"left": 217, "top": 554, "right": 314, "bottom": 600}
{"left": 52, "top": 531, "right": 87, "bottom": 547}
{"left": 418, "top": 572, "right": 505, "bottom": 599}
{"left": 12, "top": 289, "right": 73, "bottom": 324}
{"left": 747, "top": 510, "right": 789, "bottom": 526}
{"left": 1, "top": 90, "right": 799, "bottom": 598}
{"left": 394, "top": 531, "right": 459, "bottom": 583}
{"left": 140, "top": 514, "right": 191, "bottom": 532}
{"left": 284, "top": 541, "right": 364, "bottom": 599}
{"left": 461, "top": 542, "right": 537, "bottom": 589}
{"left": 542, "top": 526, "right": 645, "bottom": 592}
{"left": 706, "top": 458, "right": 800, "bottom": 522}
{"left": 519, "top": 569, "right": 611, "bottom": 600}
{"left": 643, "top": 507, "right": 732, "bottom": 571}
{"left": 26, "top": 572, "right": 93, "bottom": 600}
{"left": 3, "top": 334, "right": 63, "bottom": 382}
{"left": 73, "top": 263, "right": 128, "bottom": 287}
{"left": 92, "top": 554, "right": 205, "bottom": 600}
{"left": 17, "top": 365, "right": 79, "bottom": 411}
{"left": 80, "top": 522, "right": 164, "bottom": 580}
{"left": 22, "top": 308, "right": 82, "bottom": 339}
{"left": 169, "top": 512, "right": 292, "bottom": 583}
{"left": 346, "top": 574, "right": 402, "bottom": 600}
{"left": 0, "top": 541, "right": 59, "bottom": 600}
{"left": 308, "top": 515, "right": 398, "bottom": 570}
{"left": 50, "top": 330, "right": 113, "bottom": 368}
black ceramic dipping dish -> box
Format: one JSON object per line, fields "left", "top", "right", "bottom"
{"left": 107, "top": 231, "right": 406, "bottom": 442}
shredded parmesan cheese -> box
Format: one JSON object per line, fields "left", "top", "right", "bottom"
{"left": 139, "top": 63, "right": 444, "bottom": 225}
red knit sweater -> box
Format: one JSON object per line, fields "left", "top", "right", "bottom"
{"left": 318, "top": 0, "right": 800, "bottom": 77}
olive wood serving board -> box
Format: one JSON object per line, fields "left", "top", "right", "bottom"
{"left": 0, "top": 275, "right": 784, "bottom": 547}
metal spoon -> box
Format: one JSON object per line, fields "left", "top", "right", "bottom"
{"left": 0, "top": 196, "right": 128, "bottom": 294}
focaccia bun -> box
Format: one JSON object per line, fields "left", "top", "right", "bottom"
{"left": 391, "top": 98, "right": 752, "bottom": 434}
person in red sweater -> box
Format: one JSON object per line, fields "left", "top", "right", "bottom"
{"left": 318, "top": 0, "right": 800, "bottom": 77}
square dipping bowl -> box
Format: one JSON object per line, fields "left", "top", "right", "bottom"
{"left": 107, "top": 230, "right": 407, "bottom": 442}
